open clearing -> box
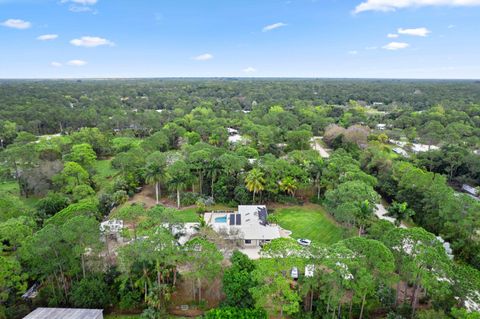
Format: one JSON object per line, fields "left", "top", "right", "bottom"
{"left": 274, "top": 204, "right": 344, "bottom": 245}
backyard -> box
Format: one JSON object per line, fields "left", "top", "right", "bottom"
{"left": 273, "top": 204, "right": 345, "bottom": 245}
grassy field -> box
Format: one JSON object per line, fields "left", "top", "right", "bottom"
{"left": 274, "top": 204, "right": 344, "bottom": 245}
{"left": 93, "top": 159, "right": 119, "bottom": 190}
{"left": 174, "top": 207, "right": 201, "bottom": 222}
{"left": 0, "top": 181, "right": 39, "bottom": 208}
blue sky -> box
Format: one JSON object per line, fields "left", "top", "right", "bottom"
{"left": 1, "top": 0, "right": 479, "bottom": 79}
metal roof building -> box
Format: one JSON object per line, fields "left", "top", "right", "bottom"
{"left": 23, "top": 308, "right": 103, "bottom": 319}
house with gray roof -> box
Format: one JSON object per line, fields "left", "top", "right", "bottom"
{"left": 23, "top": 308, "right": 103, "bottom": 319}
{"left": 204, "top": 205, "right": 281, "bottom": 247}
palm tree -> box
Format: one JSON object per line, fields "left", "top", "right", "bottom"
{"left": 245, "top": 168, "right": 265, "bottom": 203}
{"left": 166, "top": 160, "right": 192, "bottom": 208}
{"left": 279, "top": 176, "right": 298, "bottom": 197}
{"left": 145, "top": 163, "right": 164, "bottom": 204}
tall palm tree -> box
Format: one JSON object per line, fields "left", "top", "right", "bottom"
{"left": 166, "top": 160, "right": 192, "bottom": 208}
{"left": 245, "top": 168, "right": 265, "bottom": 203}
{"left": 145, "top": 163, "right": 165, "bottom": 204}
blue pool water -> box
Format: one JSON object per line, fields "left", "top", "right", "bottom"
{"left": 215, "top": 216, "right": 228, "bottom": 223}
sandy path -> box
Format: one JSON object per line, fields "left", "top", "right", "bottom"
{"left": 375, "top": 203, "right": 407, "bottom": 228}
{"left": 311, "top": 137, "right": 330, "bottom": 158}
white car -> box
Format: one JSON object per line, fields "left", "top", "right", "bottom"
{"left": 297, "top": 238, "right": 312, "bottom": 246}
{"left": 290, "top": 267, "right": 299, "bottom": 280}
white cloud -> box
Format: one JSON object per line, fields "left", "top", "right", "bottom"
{"left": 37, "top": 34, "right": 59, "bottom": 41}
{"left": 243, "top": 67, "right": 257, "bottom": 73}
{"left": 70, "top": 36, "right": 114, "bottom": 47}
{"left": 71, "top": 0, "right": 97, "bottom": 4}
{"left": 67, "top": 59, "right": 87, "bottom": 66}
{"left": 398, "top": 27, "right": 431, "bottom": 36}
{"left": 262, "top": 22, "right": 287, "bottom": 32}
{"left": 448, "top": 24, "right": 455, "bottom": 28}
{"left": 348, "top": 50, "right": 358, "bottom": 55}
{"left": 1, "top": 19, "right": 31, "bottom": 29}
{"left": 60, "top": 0, "right": 98, "bottom": 13}
{"left": 354, "top": 0, "right": 480, "bottom": 13}
{"left": 387, "top": 33, "right": 399, "bottom": 38}
{"left": 383, "top": 42, "right": 410, "bottom": 50}
{"left": 50, "top": 62, "right": 63, "bottom": 67}
{"left": 192, "top": 53, "right": 213, "bottom": 61}
{"left": 69, "top": 6, "right": 94, "bottom": 12}
{"left": 61, "top": 0, "right": 97, "bottom": 4}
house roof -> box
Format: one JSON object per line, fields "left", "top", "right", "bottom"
{"left": 205, "top": 205, "right": 281, "bottom": 240}
{"left": 23, "top": 308, "right": 102, "bottom": 319}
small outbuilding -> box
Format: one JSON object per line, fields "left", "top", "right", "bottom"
{"left": 23, "top": 308, "right": 103, "bottom": 319}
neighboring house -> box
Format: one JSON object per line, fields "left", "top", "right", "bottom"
{"left": 100, "top": 219, "right": 124, "bottom": 233}
{"left": 227, "top": 127, "right": 239, "bottom": 135}
{"left": 23, "top": 308, "right": 103, "bottom": 319}
{"left": 376, "top": 123, "right": 387, "bottom": 130}
{"left": 392, "top": 147, "right": 409, "bottom": 158}
{"left": 462, "top": 184, "right": 479, "bottom": 197}
{"left": 389, "top": 139, "right": 439, "bottom": 154}
{"left": 204, "top": 205, "right": 281, "bottom": 247}
{"left": 228, "top": 134, "right": 244, "bottom": 144}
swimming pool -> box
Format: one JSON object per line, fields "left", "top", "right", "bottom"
{"left": 214, "top": 216, "right": 228, "bottom": 223}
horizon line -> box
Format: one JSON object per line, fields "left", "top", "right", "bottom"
{"left": 0, "top": 76, "right": 479, "bottom": 81}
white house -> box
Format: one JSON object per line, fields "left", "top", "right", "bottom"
{"left": 204, "top": 205, "right": 281, "bottom": 247}
{"left": 462, "top": 184, "right": 478, "bottom": 197}
{"left": 392, "top": 147, "right": 409, "bottom": 158}
{"left": 100, "top": 219, "right": 124, "bottom": 233}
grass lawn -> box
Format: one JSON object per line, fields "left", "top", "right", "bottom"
{"left": 0, "top": 181, "right": 39, "bottom": 208}
{"left": 0, "top": 181, "right": 19, "bottom": 193}
{"left": 274, "top": 204, "right": 344, "bottom": 245}
{"left": 93, "top": 159, "right": 119, "bottom": 190}
{"left": 174, "top": 207, "right": 201, "bottom": 222}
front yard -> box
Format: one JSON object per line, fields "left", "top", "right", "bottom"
{"left": 273, "top": 204, "right": 345, "bottom": 245}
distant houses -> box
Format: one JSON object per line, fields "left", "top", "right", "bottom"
{"left": 23, "top": 308, "right": 103, "bottom": 319}
{"left": 389, "top": 139, "right": 439, "bottom": 154}
{"left": 227, "top": 127, "right": 246, "bottom": 144}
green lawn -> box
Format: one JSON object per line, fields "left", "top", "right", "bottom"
{"left": 0, "top": 181, "right": 39, "bottom": 208}
{"left": 177, "top": 204, "right": 233, "bottom": 223}
{"left": 274, "top": 205, "right": 344, "bottom": 245}
{"left": 174, "top": 207, "right": 201, "bottom": 222}
{"left": 93, "top": 159, "right": 119, "bottom": 190}
{"left": 0, "top": 181, "right": 19, "bottom": 193}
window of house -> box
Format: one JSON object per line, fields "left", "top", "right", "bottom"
{"left": 245, "top": 240, "right": 252, "bottom": 244}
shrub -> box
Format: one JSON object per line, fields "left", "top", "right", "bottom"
{"left": 70, "top": 275, "right": 111, "bottom": 309}
{"left": 204, "top": 307, "right": 267, "bottom": 319}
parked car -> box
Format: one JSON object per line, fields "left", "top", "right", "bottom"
{"left": 297, "top": 238, "right": 311, "bottom": 246}
{"left": 290, "top": 267, "right": 299, "bottom": 280}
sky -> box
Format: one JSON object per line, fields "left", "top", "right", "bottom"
{"left": 0, "top": 0, "right": 479, "bottom": 79}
